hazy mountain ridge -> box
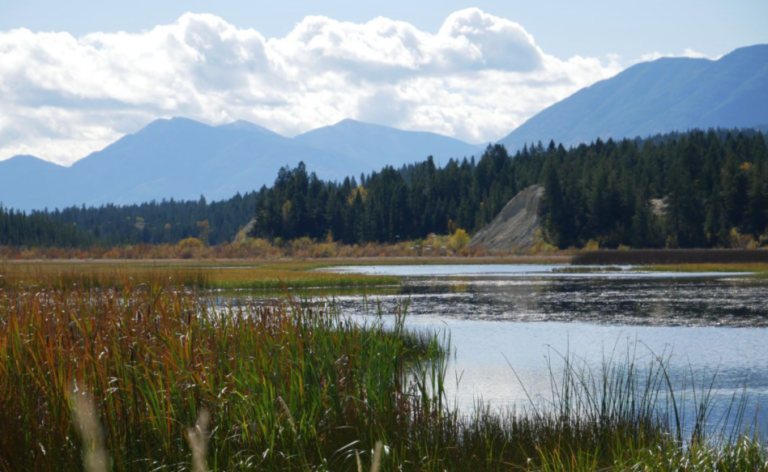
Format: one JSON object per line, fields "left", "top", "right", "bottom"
{"left": 0, "top": 118, "right": 481, "bottom": 211}
{"left": 295, "top": 119, "right": 485, "bottom": 170}
{"left": 498, "top": 44, "right": 768, "bottom": 150}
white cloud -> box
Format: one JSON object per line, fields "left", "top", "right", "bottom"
{"left": 638, "top": 47, "right": 713, "bottom": 63}
{"left": 0, "top": 8, "right": 625, "bottom": 164}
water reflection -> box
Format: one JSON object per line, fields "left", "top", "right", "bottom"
{"left": 325, "top": 277, "right": 768, "bottom": 327}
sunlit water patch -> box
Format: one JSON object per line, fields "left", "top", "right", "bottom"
{"left": 326, "top": 263, "right": 752, "bottom": 279}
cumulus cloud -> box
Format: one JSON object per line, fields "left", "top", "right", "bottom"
{"left": 0, "top": 8, "right": 624, "bottom": 164}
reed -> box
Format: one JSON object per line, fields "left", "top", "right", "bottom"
{"left": 0, "top": 275, "right": 765, "bottom": 471}
{"left": 0, "top": 278, "right": 443, "bottom": 471}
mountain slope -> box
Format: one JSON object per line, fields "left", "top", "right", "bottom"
{"left": 499, "top": 44, "right": 768, "bottom": 150}
{"left": 0, "top": 155, "right": 67, "bottom": 210}
{"left": 295, "top": 119, "right": 484, "bottom": 170}
{"left": 0, "top": 118, "right": 480, "bottom": 211}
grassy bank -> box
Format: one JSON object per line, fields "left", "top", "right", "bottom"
{"left": 640, "top": 263, "right": 768, "bottom": 277}
{"left": 573, "top": 249, "right": 768, "bottom": 266}
{"left": 0, "top": 234, "right": 570, "bottom": 260}
{"left": 0, "top": 255, "right": 572, "bottom": 291}
{"left": 1, "top": 276, "right": 766, "bottom": 471}
{"left": 0, "top": 261, "right": 400, "bottom": 290}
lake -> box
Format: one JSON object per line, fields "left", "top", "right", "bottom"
{"left": 320, "top": 264, "right": 768, "bottom": 435}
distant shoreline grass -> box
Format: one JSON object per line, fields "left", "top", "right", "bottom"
{"left": 0, "top": 254, "right": 572, "bottom": 266}
{"left": 5, "top": 256, "right": 768, "bottom": 293}
{"left": 0, "top": 260, "right": 401, "bottom": 290}
{"left": 0, "top": 256, "right": 571, "bottom": 291}
{"left": 573, "top": 248, "right": 768, "bottom": 266}
{"left": 639, "top": 263, "right": 768, "bottom": 278}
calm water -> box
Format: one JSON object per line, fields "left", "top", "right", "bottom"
{"left": 320, "top": 265, "right": 768, "bottom": 434}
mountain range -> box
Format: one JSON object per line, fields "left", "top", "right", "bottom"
{"left": 499, "top": 44, "right": 768, "bottom": 150}
{"left": 1, "top": 44, "right": 766, "bottom": 211}
{"left": 0, "top": 118, "right": 484, "bottom": 211}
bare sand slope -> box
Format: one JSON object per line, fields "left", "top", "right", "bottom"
{"left": 469, "top": 185, "right": 544, "bottom": 251}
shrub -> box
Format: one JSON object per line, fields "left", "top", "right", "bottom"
{"left": 530, "top": 229, "right": 558, "bottom": 254}
{"left": 729, "top": 228, "right": 755, "bottom": 249}
{"left": 584, "top": 239, "right": 600, "bottom": 251}
{"left": 449, "top": 229, "right": 471, "bottom": 251}
{"left": 177, "top": 237, "right": 204, "bottom": 250}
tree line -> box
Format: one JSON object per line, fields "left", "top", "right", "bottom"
{"left": 251, "top": 150, "right": 521, "bottom": 244}
{"left": 0, "top": 206, "right": 96, "bottom": 247}
{"left": 251, "top": 128, "right": 768, "bottom": 248}
{"left": 41, "top": 193, "right": 257, "bottom": 246}
{"left": 2, "top": 127, "right": 766, "bottom": 249}
{"left": 539, "top": 129, "right": 768, "bottom": 248}
{"left": 1, "top": 193, "right": 257, "bottom": 248}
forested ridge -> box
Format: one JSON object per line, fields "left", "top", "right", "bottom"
{"left": 0, "top": 206, "right": 96, "bottom": 247}
{"left": 47, "top": 193, "right": 258, "bottom": 246}
{"left": 1, "top": 127, "right": 766, "bottom": 250}
{"left": 538, "top": 129, "right": 768, "bottom": 248}
{"left": 0, "top": 193, "right": 258, "bottom": 247}
{"left": 252, "top": 128, "right": 768, "bottom": 248}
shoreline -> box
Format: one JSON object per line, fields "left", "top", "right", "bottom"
{"left": 0, "top": 254, "right": 573, "bottom": 265}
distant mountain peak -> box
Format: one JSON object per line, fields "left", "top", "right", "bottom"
{"left": 1, "top": 154, "right": 63, "bottom": 168}
{"left": 307, "top": 118, "right": 383, "bottom": 133}
{"left": 217, "top": 119, "right": 282, "bottom": 136}
{"left": 333, "top": 118, "right": 371, "bottom": 127}
{"left": 1, "top": 114, "right": 480, "bottom": 211}
{"left": 136, "top": 117, "right": 209, "bottom": 135}
{"left": 498, "top": 43, "right": 768, "bottom": 150}
{"left": 306, "top": 118, "right": 445, "bottom": 137}
{"left": 725, "top": 43, "right": 768, "bottom": 57}
{"left": 5, "top": 154, "right": 43, "bottom": 162}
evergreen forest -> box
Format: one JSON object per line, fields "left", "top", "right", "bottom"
{"left": 252, "top": 129, "right": 768, "bottom": 248}
{"left": 2, "top": 128, "right": 766, "bottom": 249}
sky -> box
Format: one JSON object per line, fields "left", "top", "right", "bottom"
{"left": 0, "top": 0, "right": 766, "bottom": 165}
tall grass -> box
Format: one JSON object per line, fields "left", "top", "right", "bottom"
{"left": 0, "top": 278, "right": 443, "bottom": 471}
{"left": 0, "top": 262, "right": 399, "bottom": 291}
{"left": 0, "top": 263, "right": 211, "bottom": 290}
{"left": 0, "top": 275, "right": 766, "bottom": 471}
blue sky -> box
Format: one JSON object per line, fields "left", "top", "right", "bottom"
{"left": 3, "top": 0, "right": 765, "bottom": 61}
{"left": 0, "top": 1, "right": 765, "bottom": 164}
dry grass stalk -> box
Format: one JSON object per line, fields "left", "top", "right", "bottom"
{"left": 277, "top": 396, "right": 297, "bottom": 435}
{"left": 370, "top": 441, "right": 383, "bottom": 472}
{"left": 71, "top": 389, "right": 109, "bottom": 472}
{"left": 186, "top": 409, "right": 210, "bottom": 472}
